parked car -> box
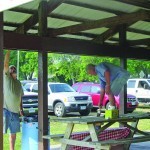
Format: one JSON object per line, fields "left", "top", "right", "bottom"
{"left": 21, "top": 80, "right": 37, "bottom": 86}
{"left": 22, "top": 87, "right": 38, "bottom": 116}
{"left": 72, "top": 82, "right": 138, "bottom": 113}
{"left": 23, "top": 82, "right": 93, "bottom": 117}
{"left": 127, "top": 78, "right": 150, "bottom": 104}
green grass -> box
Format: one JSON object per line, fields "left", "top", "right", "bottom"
{"left": 3, "top": 107, "right": 150, "bottom": 149}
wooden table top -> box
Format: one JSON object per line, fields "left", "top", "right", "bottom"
{"left": 50, "top": 113, "right": 150, "bottom": 124}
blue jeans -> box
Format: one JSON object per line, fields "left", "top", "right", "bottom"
{"left": 3, "top": 108, "right": 20, "bottom": 134}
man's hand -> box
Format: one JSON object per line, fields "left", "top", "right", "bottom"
{"left": 98, "top": 103, "right": 102, "bottom": 109}
{"left": 20, "top": 110, "right": 24, "bottom": 116}
{"left": 99, "top": 88, "right": 105, "bottom": 109}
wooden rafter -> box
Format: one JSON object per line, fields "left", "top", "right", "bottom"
{"left": 107, "top": 37, "right": 150, "bottom": 47}
{"left": 51, "top": 10, "right": 150, "bottom": 36}
{"left": 4, "top": 22, "right": 150, "bottom": 47}
{"left": 14, "top": 0, "right": 64, "bottom": 34}
{"left": 10, "top": 8, "right": 150, "bottom": 36}
{"left": 92, "top": 26, "right": 119, "bottom": 44}
{"left": 116, "top": 0, "right": 150, "bottom": 9}
{"left": 92, "top": 21, "right": 137, "bottom": 44}
{"left": 64, "top": 0, "right": 124, "bottom": 15}
{"left": 128, "top": 38, "right": 150, "bottom": 46}
{"left": 10, "top": 7, "right": 92, "bottom": 23}
{"left": 128, "top": 28, "right": 150, "bottom": 36}
{"left": 10, "top": 6, "right": 150, "bottom": 24}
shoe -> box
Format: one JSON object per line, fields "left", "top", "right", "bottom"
{"left": 108, "top": 105, "right": 116, "bottom": 110}
{"left": 97, "top": 109, "right": 101, "bottom": 116}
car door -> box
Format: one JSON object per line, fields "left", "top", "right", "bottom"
{"left": 127, "top": 80, "right": 136, "bottom": 96}
{"left": 136, "top": 80, "right": 150, "bottom": 100}
{"left": 90, "top": 85, "right": 101, "bottom": 106}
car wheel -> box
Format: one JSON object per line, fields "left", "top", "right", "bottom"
{"left": 79, "top": 109, "right": 91, "bottom": 116}
{"left": 54, "top": 102, "right": 66, "bottom": 117}
{"left": 106, "top": 101, "right": 119, "bottom": 110}
{"left": 127, "top": 110, "right": 134, "bottom": 113}
{"left": 105, "top": 102, "right": 110, "bottom": 110}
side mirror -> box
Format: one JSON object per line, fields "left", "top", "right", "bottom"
{"left": 97, "top": 90, "right": 100, "bottom": 94}
{"left": 26, "top": 88, "right": 31, "bottom": 92}
{"left": 144, "top": 84, "right": 149, "bottom": 89}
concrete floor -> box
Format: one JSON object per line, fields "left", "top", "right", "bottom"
{"left": 130, "top": 141, "right": 150, "bottom": 150}
{"left": 50, "top": 141, "right": 150, "bottom": 150}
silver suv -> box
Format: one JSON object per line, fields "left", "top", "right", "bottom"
{"left": 23, "top": 82, "right": 93, "bottom": 117}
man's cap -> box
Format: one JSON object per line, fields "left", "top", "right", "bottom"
{"left": 9, "top": 65, "right": 17, "bottom": 74}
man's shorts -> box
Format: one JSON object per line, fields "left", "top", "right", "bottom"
{"left": 3, "top": 108, "right": 20, "bottom": 134}
{"left": 111, "top": 72, "right": 130, "bottom": 96}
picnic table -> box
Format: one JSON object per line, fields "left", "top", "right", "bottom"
{"left": 43, "top": 113, "right": 150, "bottom": 150}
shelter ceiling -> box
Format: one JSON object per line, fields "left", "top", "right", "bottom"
{"left": 3, "top": 0, "right": 150, "bottom": 50}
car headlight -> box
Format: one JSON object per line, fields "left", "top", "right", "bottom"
{"left": 88, "top": 96, "right": 92, "bottom": 101}
{"left": 65, "top": 97, "right": 75, "bottom": 102}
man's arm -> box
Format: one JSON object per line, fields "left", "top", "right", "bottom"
{"left": 104, "top": 71, "right": 111, "bottom": 94}
{"left": 99, "top": 88, "right": 105, "bottom": 109}
{"left": 20, "top": 98, "right": 24, "bottom": 116}
{"left": 4, "top": 50, "right": 11, "bottom": 73}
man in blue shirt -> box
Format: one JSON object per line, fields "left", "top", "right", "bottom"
{"left": 86, "top": 62, "right": 130, "bottom": 110}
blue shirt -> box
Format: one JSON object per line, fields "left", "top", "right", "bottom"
{"left": 95, "top": 62, "right": 129, "bottom": 89}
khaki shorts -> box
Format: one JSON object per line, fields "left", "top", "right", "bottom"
{"left": 111, "top": 73, "right": 130, "bottom": 96}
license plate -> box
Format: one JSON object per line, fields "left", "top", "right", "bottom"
{"left": 132, "top": 102, "right": 136, "bottom": 105}
{"left": 80, "top": 106, "right": 86, "bottom": 110}
{"left": 29, "top": 108, "right": 35, "bottom": 113}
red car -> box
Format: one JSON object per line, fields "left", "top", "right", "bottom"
{"left": 72, "top": 82, "right": 138, "bottom": 113}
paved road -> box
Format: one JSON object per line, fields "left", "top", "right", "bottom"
{"left": 49, "top": 109, "right": 98, "bottom": 118}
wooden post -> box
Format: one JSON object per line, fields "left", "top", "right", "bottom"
{"left": 0, "top": 12, "right": 3, "bottom": 150}
{"left": 119, "top": 24, "right": 128, "bottom": 115}
{"left": 38, "top": 1, "right": 49, "bottom": 150}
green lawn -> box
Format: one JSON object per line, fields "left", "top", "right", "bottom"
{"left": 3, "top": 107, "right": 150, "bottom": 149}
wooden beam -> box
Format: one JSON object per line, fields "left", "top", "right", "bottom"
{"left": 64, "top": 0, "right": 125, "bottom": 15}
{"left": 5, "top": 22, "right": 150, "bottom": 45}
{"left": 3, "top": 31, "right": 150, "bottom": 60}
{"left": 9, "top": 8, "right": 150, "bottom": 36}
{"left": 0, "top": 12, "right": 3, "bottom": 150}
{"left": 10, "top": 7, "right": 150, "bottom": 24}
{"left": 119, "top": 25, "right": 128, "bottom": 115}
{"left": 92, "top": 26, "right": 119, "bottom": 44}
{"left": 4, "top": 31, "right": 42, "bottom": 50}
{"left": 51, "top": 10, "right": 150, "bottom": 36}
{"left": 10, "top": 7, "right": 92, "bottom": 23}
{"left": 116, "top": 0, "right": 150, "bottom": 9}
{"left": 38, "top": 1, "right": 49, "bottom": 150}
{"left": 128, "top": 38, "right": 150, "bottom": 46}
{"left": 128, "top": 28, "right": 150, "bottom": 36}
{"left": 92, "top": 20, "right": 137, "bottom": 44}
{"left": 14, "top": 0, "right": 64, "bottom": 33}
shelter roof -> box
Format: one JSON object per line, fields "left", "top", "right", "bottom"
{"left": 3, "top": 0, "right": 150, "bottom": 50}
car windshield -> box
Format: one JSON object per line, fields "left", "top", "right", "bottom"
{"left": 49, "top": 84, "right": 75, "bottom": 93}
{"left": 22, "top": 86, "right": 27, "bottom": 92}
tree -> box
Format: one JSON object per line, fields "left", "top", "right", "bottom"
{"left": 127, "top": 59, "right": 150, "bottom": 78}
{"left": 20, "top": 51, "right": 38, "bottom": 80}
{"left": 48, "top": 53, "right": 80, "bottom": 84}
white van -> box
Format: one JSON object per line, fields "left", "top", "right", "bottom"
{"left": 127, "top": 78, "right": 150, "bottom": 104}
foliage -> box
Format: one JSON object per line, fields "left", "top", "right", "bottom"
{"left": 127, "top": 59, "right": 150, "bottom": 78}
{"left": 19, "top": 51, "right": 38, "bottom": 80}
{"left": 4, "top": 50, "right": 150, "bottom": 82}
